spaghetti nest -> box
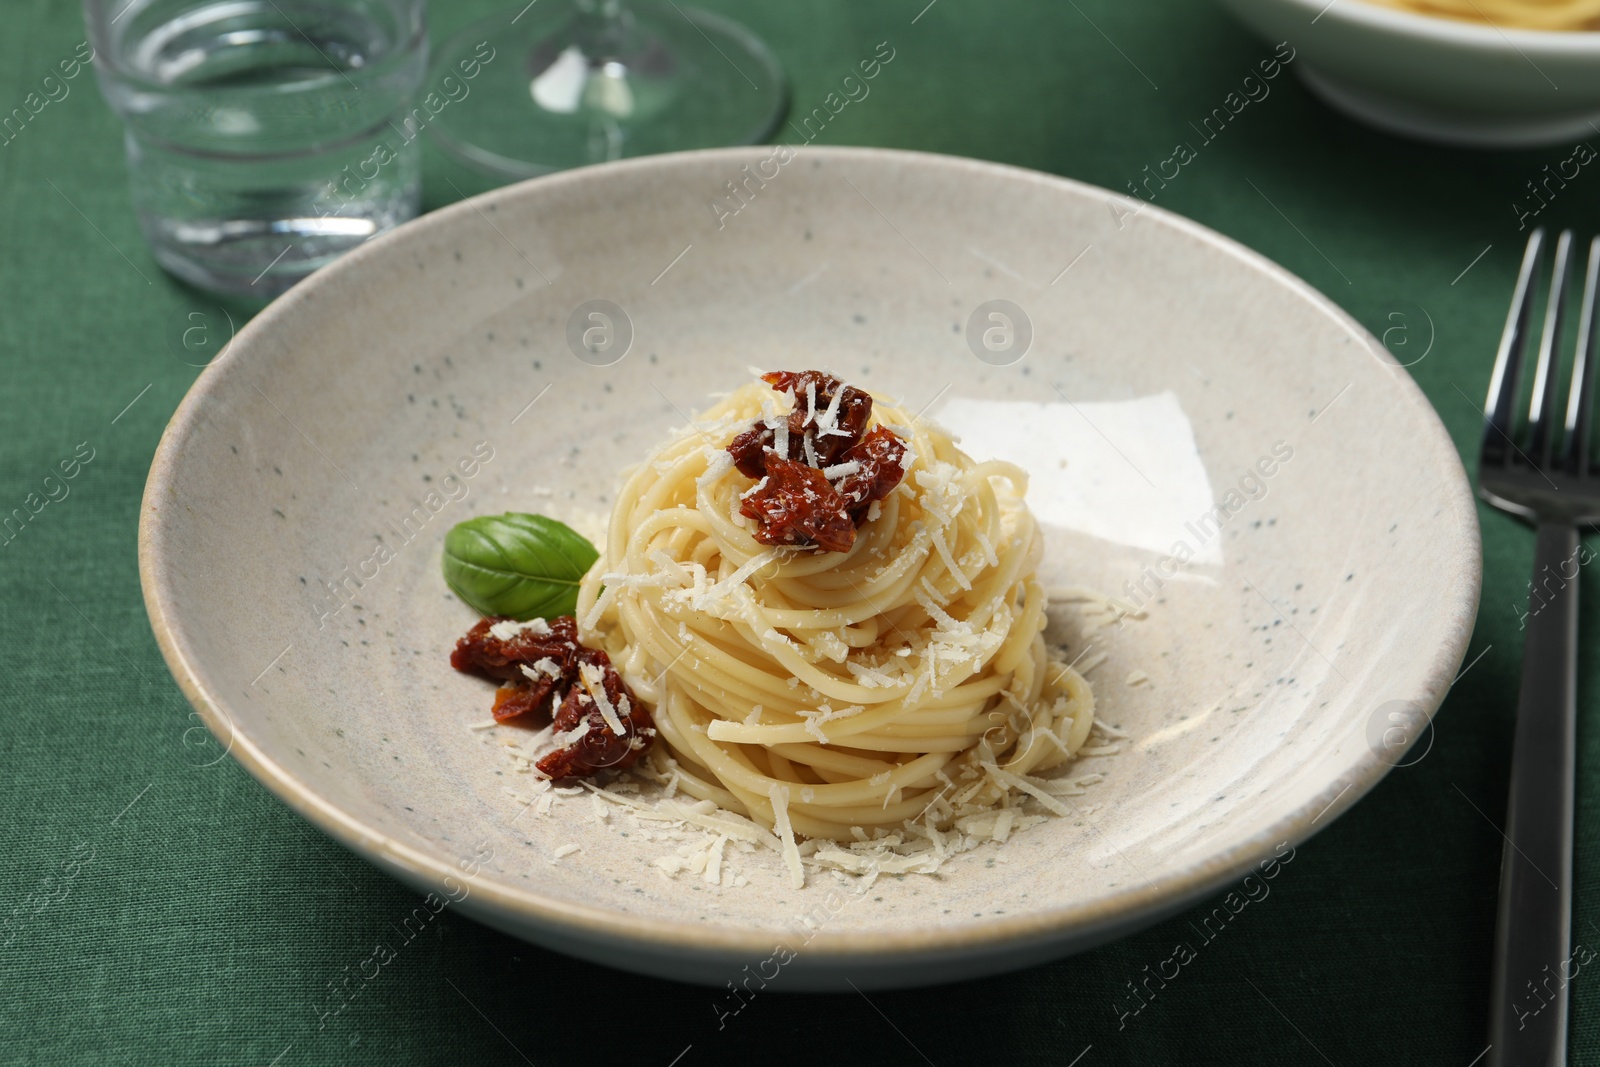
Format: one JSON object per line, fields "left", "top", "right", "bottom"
{"left": 577, "top": 381, "right": 1094, "bottom": 843}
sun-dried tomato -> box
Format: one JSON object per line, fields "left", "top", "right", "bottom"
{"left": 761, "top": 370, "right": 873, "bottom": 467}
{"left": 835, "top": 425, "right": 909, "bottom": 522}
{"left": 739, "top": 452, "right": 857, "bottom": 553}
{"left": 730, "top": 371, "right": 878, "bottom": 480}
{"left": 727, "top": 371, "right": 908, "bottom": 551}
{"left": 450, "top": 615, "right": 581, "bottom": 684}
{"left": 490, "top": 683, "right": 552, "bottom": 723}
{"left": 727, "top": 423, "right": 771, "bottom": 479}
{"left": 451, "top": 615, "right": 655, "bottom": 778}
{"left": 536, "top": 661, "right": 649, "bottom": 779}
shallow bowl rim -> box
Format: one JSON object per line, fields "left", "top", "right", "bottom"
{"left": 138, "top": 144, "right": 1483, "bottom": 961}
{"left": 1238, "top": 0, "right": 1600, "bottom": 51}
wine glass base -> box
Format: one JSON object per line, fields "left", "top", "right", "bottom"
{"left": 428, "top": 2, "right": 788, "bottom": 180}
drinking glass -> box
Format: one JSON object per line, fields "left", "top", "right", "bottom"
{"left": 427, "top": 0, "right": 786, "bottom": 180}
{"left": 85, "top": 0, "right": 427, "bottom": 296}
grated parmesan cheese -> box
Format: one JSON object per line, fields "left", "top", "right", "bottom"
{"left": 488, "top": 617, "right": 553, "bottom": 641}
{"left": 579, "top": 663, "right": 628, "bottom": 736}
{"left": 975, "top": 529, "right": 999, "bottom": 568}
{"left": 695, "top": 551, "right": 776, "bottom": 609}
{"left": 816, "top": 385, "right": 845, "bottom": 436}
{"left": 993, "top": 809, "right": 1015, "bottom": 843}
{"left": 769, "top": 783, "right": 805, "bottom": 890}
{"left": 704, "top": 834, "right": 728, "bottom": 886}
{"left": 981, "top": 763, "right": 1075, "bottom": 818}
{"left": 930, "top": 527, "right": 972, "bottom": 591}
{"left": 695, "top": 450, "right": 735, "bottom": 501}
{"left": 553, "top": 720, "right": 592, "bottom": 747}
{"left": 772, "top": 413, "right": 789, "bottom": 457}
{"left": 520, "top": 658, "right": 561, "bottom": 683}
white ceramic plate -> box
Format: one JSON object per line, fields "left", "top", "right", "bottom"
{"left": 1218, "top": 0, "right": 1600, "bottom": 148}
{"left": 139, "top": 147, "right": 1480, "bottom": 990}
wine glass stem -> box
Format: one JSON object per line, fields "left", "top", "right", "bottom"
{"left": 568, "top": 0, "right": 636, "bottom": 53}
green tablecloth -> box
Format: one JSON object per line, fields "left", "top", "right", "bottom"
{"left": 2, "top": 0, "right": 1594, "bottom": 1062}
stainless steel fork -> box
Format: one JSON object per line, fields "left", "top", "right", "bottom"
{"left": 1483, "top": 229, "right": 1600, "bottom": 1066}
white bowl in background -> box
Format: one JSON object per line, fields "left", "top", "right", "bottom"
{"left": 1218, "top": 0, "right": 1600, "bottom": 147}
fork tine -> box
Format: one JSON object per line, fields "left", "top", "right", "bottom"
{"left": 1562, "top": 235, "right": 1600, "bottom": 476}
{"left": 1485, "top": 230, "right": 1545, "bottom": 465}
{"left": 1528, "top": 229, "right": 1574, "bottom": 464}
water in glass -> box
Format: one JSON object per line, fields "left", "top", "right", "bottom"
{"left": 88, "top": 0, "right": 426, "bottom": 295}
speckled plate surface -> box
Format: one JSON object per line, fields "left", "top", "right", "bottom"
{"left": 139, "top": 146, "right": 1480, "bottom": 990}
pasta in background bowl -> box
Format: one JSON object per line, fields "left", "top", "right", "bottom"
{"left": 1218, "top": 0, "right": 1600, "bottom": 147}
{"left": 139, "top": 147, "right": 1479, "bottom": 989}
{"left": 1362, "top": 0, "right": 1600, "bottom": 31}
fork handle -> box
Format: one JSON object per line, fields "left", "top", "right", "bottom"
{"left": 1490, "top": 521, "right": 1580, "bottom": 1067}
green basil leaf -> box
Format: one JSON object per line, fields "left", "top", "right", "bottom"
{"left": 441, "top": 512, "right": 599, "bottom": 620}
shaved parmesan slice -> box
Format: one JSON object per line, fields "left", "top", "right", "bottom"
{"left": 579, "top": 581, "right": 617, "bottom": 632}
{"left": 975, "top": 530, "right": 999, "bottom": 568}
{"left": 1046, "top": 585, "right": 1147, "bottom": 621}
{"left": 981, "top": 763, "right": 1075, "bottom": 817}
{"left": 552, "top": 720, "right": 591, "bottom": 747}
{"left": 696, "top": 551, "right": 775, "bottom": 609}
{"left": 772, "top": 414, "right": 789, "bottom": 457}
{"left": 810, "top": 847, "right": 939, "bottom": 876}
{"left": 488, "top": 617, "right": 552, "bottom": 641}
{"left": 769, "top": 784, "right": 805, "bottom": 890}
{"left": 819, "top": 385, "right": 843, "bottom": 431}
{"left": 930, "top": 527, "right": 972, "bottom": 590}
{"left": 705, "top": 834, "right": 728, "bottom": 886}
{"left": 993, "top": 809, "right": 1016, "bottom": 842}
{"left": 579, "top": 663, "right": 628, "bottom": 737}
{"left": 519, "top": 658, "right": 561, "bottom": 683}
{"left": 647, "top": 549, "right": 692, "bottom": 586}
